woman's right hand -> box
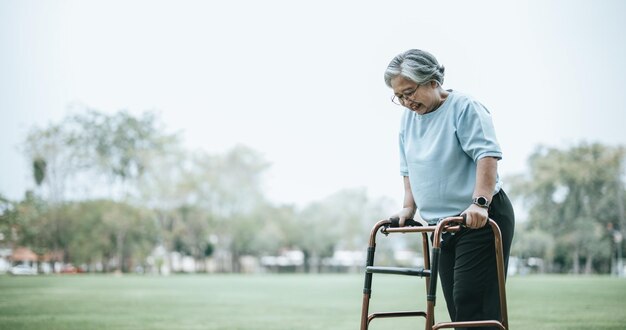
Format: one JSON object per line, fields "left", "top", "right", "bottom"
{"left": 391, "top": 207, "right": 416, "bottom": 227}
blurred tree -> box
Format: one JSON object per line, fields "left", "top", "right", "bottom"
{"left": 100, "top": 201, "right": 158, "bottom": 272}
{"left": 23, "top": 123, "right": 79, "bottom": 203}
{"left": 12, "top": 193, "right": 50, "bottom": 252}
{"left": 62, "top": 201, "right": 112, "bottom": 268}
{"left": 68, "top": 108, "right": 179, "bottom": 199}
{"left": 139, "top": 144, "right": 271, "bottom": 273}
{"left": 135, "top": 144, "right": 193, "bottom": 271}
{"left": 20, "top": 108, "right": 176, "bottom": 272}
{"left": 509, "top": 143, "right": 625, "bottom": 274}
{"left": 174, "top": 204, "right": 214, "bottom": 272}
{"left": 0, "top": 192, "right": 65, "bottom": 266}
{"left": 33, "top": 158, "right": 46, "bottom": 186}
{"left": 295, "top": 188, "right": 393, "bottom": 272}
{"left": 201, "top": 146, "right": 270, "bottom": 272}
{"left": 190, "top": 145, "right": 269, "bottom": 217}
{"left": 0, "top": 194, "right": 14, "bottom": 247}
{"left": 510, "top": 225, "right": 554, "bottom": 272}
{"left": 250, "top": 204, "right": 297, "bottom": 256}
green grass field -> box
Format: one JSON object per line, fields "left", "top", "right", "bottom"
{"left": 0, "top": 274, "right": 625, "bottom": 330}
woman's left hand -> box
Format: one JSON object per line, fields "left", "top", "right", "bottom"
{"left": 461, "top": 204, "right": 489, "bottom": 229}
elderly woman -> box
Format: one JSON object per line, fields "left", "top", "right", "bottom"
{"left": 385, "top": 49, "right": 515, "bottom": 329}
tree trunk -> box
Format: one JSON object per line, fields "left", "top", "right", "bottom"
{"left": 125, "top": 255, "right": 132, "bottom": 273}
{"left": 309, "top": 251, "right": 320, "bottom": 274}
{"left": 195, "top": 257, "right": 206, "bottom": 273}
{"left": 584, "top": 254, "right": 593, "bottom": 275}
{"left": 116, "top": 231, "right": 124, "bottom": 272}
{"left": 103, "top": 254, "right": 110, "bottom": 273}
{"left": 572, "top": 249, "right": 580, "bottom": 274}
{"left": 232, "top": 250, "right": 240, "bottom": 273}
{"left": 303, "top": 250, "right": 310, "bottom": 273}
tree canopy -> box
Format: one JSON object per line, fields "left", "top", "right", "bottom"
{"left": 509, "top": 143, "right": 625, "bottom": 274}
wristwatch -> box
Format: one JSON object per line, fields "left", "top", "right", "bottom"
{"left": 472, "top": 196, "right": 490, "bottom": 209}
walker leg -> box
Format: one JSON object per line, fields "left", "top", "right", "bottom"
{"left": 360, "top": 245, "right": 376, "bottom": 330}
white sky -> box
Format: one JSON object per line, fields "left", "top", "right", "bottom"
{"left": 1, "top": 0, "right": 625, "bottom": 208}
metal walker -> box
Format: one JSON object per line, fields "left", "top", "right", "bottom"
{"left": 360, "top": 216, "right": 508, "bottom": 330}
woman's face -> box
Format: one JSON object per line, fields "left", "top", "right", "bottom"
{"left": 390, "top": 75, "right": 439, "bottom": 115}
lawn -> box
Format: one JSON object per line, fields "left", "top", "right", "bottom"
{"left": 0, "top": 274, "right": 625, "bottom": 330}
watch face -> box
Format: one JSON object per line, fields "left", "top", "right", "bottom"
{"left": 475, "top": 196, "right": 489, "bottom": 207}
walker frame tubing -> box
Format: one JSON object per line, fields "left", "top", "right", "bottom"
{"left": 360, "top": 217, "right": 508, "bottom": 330}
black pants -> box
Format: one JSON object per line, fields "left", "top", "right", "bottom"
{"left": 438, "top": 189, "right": 515, "bottom": 330}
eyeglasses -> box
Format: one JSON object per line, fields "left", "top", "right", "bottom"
{"left": 391, "top": 84, "right": 422, "bottom": 106}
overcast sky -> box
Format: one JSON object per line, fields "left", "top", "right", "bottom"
{"left": 1, "top": 0, "right": 625, "bottom": 209}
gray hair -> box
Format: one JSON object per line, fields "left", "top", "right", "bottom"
{"left": 384, "top": 49, "right": 445, "bottom": 87}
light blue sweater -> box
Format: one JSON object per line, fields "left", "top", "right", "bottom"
{"left": 399, "top": 90, "right": 502, "bottom": 223}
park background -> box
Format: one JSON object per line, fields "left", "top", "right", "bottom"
{"left": 1, "top": 0, "right": 626, "bottom": 329}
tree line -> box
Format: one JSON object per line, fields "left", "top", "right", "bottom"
{"left": 0, "top": 108, "right": 393, "bottom": 273}
{"left": 1, "top": 108, "right": 624, "bottom": 274}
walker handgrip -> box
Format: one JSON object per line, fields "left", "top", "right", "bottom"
{"left": 457, "top": 213, "right": 490, "bottom": 229}
{"left": 388, "top": 217, "right": 423, "bottom": 228}
{"left": 437, "top": 214, "right": 467, "bottom": 231}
